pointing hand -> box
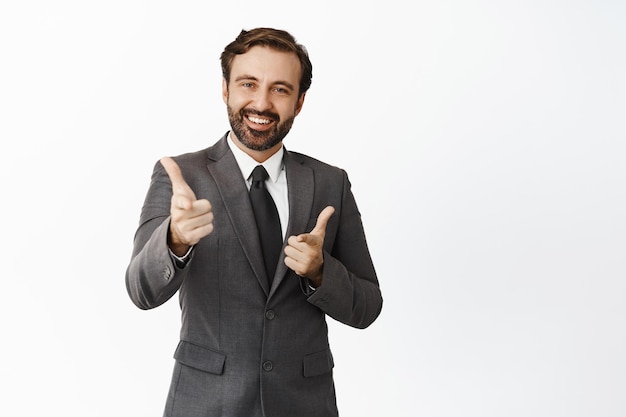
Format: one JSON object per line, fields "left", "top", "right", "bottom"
{"left": 284, "top": 206, "right": 335, "bottom": 287}
{"left": 160, "top": 157, "right": 214, "bottom": 256}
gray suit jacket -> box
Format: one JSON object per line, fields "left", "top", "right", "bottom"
{"left": 126, "top": 134, "right": 382, "bottom": 417}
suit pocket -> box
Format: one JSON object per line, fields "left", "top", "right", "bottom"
{"left": 173, "top": 340, "right": 226, "bottom": 375}
{"left": 303, "top": 348, "right": 334, "bottom": 377}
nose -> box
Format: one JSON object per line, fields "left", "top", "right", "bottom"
{"left": 251, "top": 89, "right": 272, "bottom": 111}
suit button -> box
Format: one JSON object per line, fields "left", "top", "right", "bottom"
{"left": 262, "top": 361, "right": 273, "bottom": 372}
{"left": 163, "top": 266, "right": 172, "bottom": 280}
{"left": 265, "top": 310, "right": 276, "bottom": 320}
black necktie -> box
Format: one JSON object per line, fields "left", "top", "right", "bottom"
{"left": 249, "top": 165, "right": 282, "bottom": 283}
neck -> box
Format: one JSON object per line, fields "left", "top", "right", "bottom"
{"left": 229, "top": 132, "right": 282, "bottom": 163}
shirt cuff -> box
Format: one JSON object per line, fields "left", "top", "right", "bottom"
{"left": 299, "top": 277, "right": 318, "bottom": 296}
{"left": 168, "top": 246, "right": 194, "bottom": 268}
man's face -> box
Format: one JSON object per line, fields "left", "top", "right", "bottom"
{"left": 223, "top": 45, "right": 305, "bottom": 152}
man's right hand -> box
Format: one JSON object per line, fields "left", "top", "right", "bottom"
{"left": 160, "top": 156, "right": 214, "bottom": 256}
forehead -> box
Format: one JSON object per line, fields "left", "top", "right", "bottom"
{"left": 229, "top": 45, "right": 302, "bottom": 85}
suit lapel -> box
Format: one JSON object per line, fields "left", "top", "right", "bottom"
{"left": 269, "top": 149, "right": 314, "bottom": 296}
{"left": 205, "top": 137, "right": 315, "bottom": 298}
{"left": 206, "top": 135, "right": 270, "bottom": 295}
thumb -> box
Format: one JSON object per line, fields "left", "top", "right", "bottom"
{"left": 310, "top": 206, "right": 335, "bottom": 237}
{"left": 160, "top": 156, "right": 196, "bottom": 200}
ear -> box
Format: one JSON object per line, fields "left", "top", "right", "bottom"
{"left": 222, "top": 78, "right": 228, "bottom": 104}
{"left": 294, "top": 92, "right": 306, "bottom": 116}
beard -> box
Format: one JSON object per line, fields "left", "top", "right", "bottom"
{"left": 227, "top": 104, "right": 295, "bottom": 151}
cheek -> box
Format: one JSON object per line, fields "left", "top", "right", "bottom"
{"left": 226, "top": 92, "right": 250, "bottom": 111}
{"left": 278, "top": 100, "right": 300, "bottom": 118}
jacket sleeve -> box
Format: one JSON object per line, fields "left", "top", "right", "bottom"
{"left": 306, "top": 170, "right": 383, "bottom": 329}
{"left": 125, "top": 161, "right": 190, "bottom": 310}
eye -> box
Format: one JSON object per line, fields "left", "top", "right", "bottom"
{"left": 273, "top": 87, "right": 289, "bottom": 95}
{"left": 242, "top": 82, "right": 254, "bottom": 88}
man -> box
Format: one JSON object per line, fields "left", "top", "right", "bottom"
{"left": 126, "top": 27, "right": 382, "bottom": 417}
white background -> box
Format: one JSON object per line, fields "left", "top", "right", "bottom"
{"left": 1, "top": 1, "right": 625, "bottom": 416}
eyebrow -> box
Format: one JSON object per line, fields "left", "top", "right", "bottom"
{"left": 234, "top": 75, "right": 296, "bottom": 91}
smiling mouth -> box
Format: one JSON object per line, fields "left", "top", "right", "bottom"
{"left": 243, "top": 111, "right": 278, "bottom": 132}
{"left": 247, "top": 115, "right": 272, "bottom": 125}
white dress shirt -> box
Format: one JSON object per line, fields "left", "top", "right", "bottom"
{"left": 227, "top": 133, "right": 289, "bottom": 240}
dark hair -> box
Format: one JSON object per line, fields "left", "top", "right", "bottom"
{"left": 220, "top": 28, "right": 313, "bottom": 96}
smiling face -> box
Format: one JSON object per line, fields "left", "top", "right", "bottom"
{"left": 222, "top": 45, "right": 305, "bottom": 161}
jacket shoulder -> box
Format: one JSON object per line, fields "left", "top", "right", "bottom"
{"left": 286, "top": 150, "right": 346, "bottom": 177}
{"left": 169, "top": 134, "right": 229, "bottom": 166}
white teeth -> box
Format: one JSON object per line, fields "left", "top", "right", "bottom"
{"left": 248, "top": 116, "right": 271, "bottom": 124}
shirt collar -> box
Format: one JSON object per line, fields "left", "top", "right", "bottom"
{"left": 227, "top": 132, "right": 285, "bottom": 183}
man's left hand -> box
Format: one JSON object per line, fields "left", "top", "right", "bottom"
{"left": 284, "top": 206, "right": 335, "bottom": 287}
